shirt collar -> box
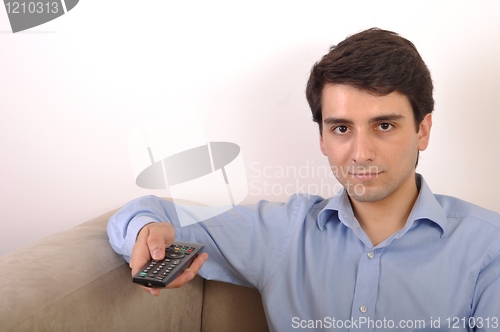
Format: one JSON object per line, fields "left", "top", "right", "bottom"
{"left": 317, "top": 174, "right": 449, "bottom": 237}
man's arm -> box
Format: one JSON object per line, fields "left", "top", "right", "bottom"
{"left": 108, "top": 193, "right": 311, "bottom": 292}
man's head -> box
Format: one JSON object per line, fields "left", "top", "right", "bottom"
{"left": 305, "top": 28, "right": 434, "bottom": 135}
{"left": 307, "top": 28, "right": 434, "bottom": 203}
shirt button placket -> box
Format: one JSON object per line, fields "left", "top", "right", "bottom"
{"left": 350, "top": 249, "right": 382, "bottom": 331}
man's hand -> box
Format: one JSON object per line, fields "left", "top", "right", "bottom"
{"left": 130, "top": 222, "right": 208, "bottom": 297}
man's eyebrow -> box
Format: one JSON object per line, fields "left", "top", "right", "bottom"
{"left": 368, "top": 114, "right": 405, "bottom": 123}
{"left": 323, "top": 117, "right": 354, "bottom": 125}
{"left": 323, "top": 114, "right": 405, "bottom": 126}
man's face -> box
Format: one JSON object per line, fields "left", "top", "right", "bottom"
{"left": 320, "top": 84, "right": 432, "bottom": 203}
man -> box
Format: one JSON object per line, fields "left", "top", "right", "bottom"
{"left": 108, "top": 28, "right": 500, "bottom": 331}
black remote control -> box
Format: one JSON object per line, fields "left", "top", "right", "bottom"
{"left": 132, "top": 241, "right": 204, "bottom": 288}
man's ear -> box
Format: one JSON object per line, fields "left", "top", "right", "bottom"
{"left": 319, "top": 134, "right": 327, "bottom": 156}
{"left": 418, "top": 113, "right": 432, "bottom": 151}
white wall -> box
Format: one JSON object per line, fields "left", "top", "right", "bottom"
{"left": 1, "top": 0, "right": 499, "bottom": 256}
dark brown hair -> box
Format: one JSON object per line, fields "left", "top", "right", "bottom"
{"left": 305, "top": 28, "right": 434, "bottom": 134}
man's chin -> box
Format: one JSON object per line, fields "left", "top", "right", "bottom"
{"left": 346, "top": 187, "right": 388, "bottom": 203}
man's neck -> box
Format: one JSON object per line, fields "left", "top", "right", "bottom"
{"left": 349, "top": 175, "right": 419, "bottom": 247}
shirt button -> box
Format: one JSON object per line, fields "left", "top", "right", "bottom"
{"left": 360, "top": 306, "right": 368, "bottom": 313}
{"left": 367, "top": 252, "right": 375, "bottom": 259}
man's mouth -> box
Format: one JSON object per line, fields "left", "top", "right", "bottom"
{"left": 349, "top": 172, "right": 381, "bottom": 180}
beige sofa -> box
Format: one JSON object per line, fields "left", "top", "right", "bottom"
{"left": 0, "top": 208, "right": 269, "bottom": 332}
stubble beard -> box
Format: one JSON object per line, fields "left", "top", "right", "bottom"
{"left": 345, "top": 180, "right": 394, "bottom": 203}
{"left": 341, "top": 167, "right": 415, "bottom": 203}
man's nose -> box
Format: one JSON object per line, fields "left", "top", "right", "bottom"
{"left": 351, "top": 132, "right": 375, "bottom": 163}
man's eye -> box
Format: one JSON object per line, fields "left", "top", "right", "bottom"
{"left": 378, "top": 123, "right": 393, "bottom": 131}
{"left": 333, "top": 125, "right": 349, "bottom": 134}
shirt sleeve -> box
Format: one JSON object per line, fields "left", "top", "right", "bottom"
{"left": 107, "top": 194, "right": 306, "bottom": 289}
{"left": 471, "top": 245, "right": 500, "bottom": 331}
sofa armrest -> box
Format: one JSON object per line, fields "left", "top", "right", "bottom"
{"left": 0, "top": 210, "right": 203, "bottom": 331}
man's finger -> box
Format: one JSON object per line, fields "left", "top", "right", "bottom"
{"left": 147, "top": 233, "right": 166, "bottom": 260}
{"left": 147, "top": 223, "right": 175, "bottom": 260}
{"left": 130, "top": 226, "right": 155, "bottom": 275}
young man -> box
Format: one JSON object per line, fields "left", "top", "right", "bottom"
{"left": 108, "top": 28, "right": 500, "bottom": 331}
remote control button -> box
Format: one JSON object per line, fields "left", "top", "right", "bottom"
{"left": 166, "top": 251, "right": 185, "bottom": 259}
{"left": 172, "top": 259, "right": 182, "bottom": 265}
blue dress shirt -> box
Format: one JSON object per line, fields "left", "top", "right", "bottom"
{"left": 107, "top": 175, "right": 500, "bottom": 331}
